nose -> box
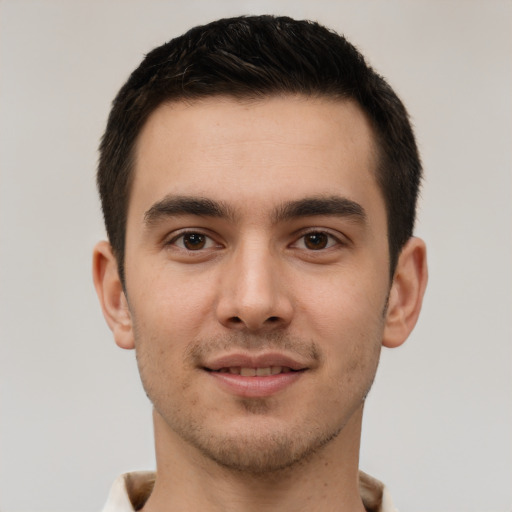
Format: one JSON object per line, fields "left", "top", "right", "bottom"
{"left": 215, "top": 240, "right": 293, "bottom": 332}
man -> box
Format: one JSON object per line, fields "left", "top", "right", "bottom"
{"left": 93, "top": 15, "right": 427, "bottom": 512}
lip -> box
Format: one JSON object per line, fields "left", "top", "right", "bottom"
{"left": 202, "top": 352, "right": 309, "bottom": 398}
{"left": 203, "top": 352, "right": 309, "bottom": 372}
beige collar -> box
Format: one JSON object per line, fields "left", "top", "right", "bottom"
{"left": 102, "top": 470, "right": 397, "bottom": 512}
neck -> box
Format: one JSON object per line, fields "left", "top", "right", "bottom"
{"left": 142, "top": 407, "right": 367, "bottom": 512}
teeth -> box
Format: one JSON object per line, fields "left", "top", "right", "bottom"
{"left": 218, "top": 366, "right": 290, "bottom": 376}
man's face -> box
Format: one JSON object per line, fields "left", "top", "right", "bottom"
{"left": 123, "top": 96, "right": 391, "bottom": 472}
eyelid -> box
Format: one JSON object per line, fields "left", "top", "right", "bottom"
{"left": 163, "top": 227, "right": 348, "bottom": 251}
{"left": 165, "top": 229, "right": 221, "bottom": 250}
{"left": 290, "top": 228, "right": 348, "bottom": 250}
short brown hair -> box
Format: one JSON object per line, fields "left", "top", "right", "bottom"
{"left": 98, "top": 15, "right": 422, "bottom": 284}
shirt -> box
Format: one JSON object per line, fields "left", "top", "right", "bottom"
{"left": 101, "top": 470, "right": 397, "bottom": 512}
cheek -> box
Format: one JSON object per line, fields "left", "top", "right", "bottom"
{"left": 296, "top": 267, "right": 386, "bottom": 381}
{"left": 298, "top": 266, "right": 387, "bottom": 335}
{"left": 127, "top": 270, "right": 219, "bottom": 404}
{"left": 128, "top": 266, "right": 218, "bottom": 340}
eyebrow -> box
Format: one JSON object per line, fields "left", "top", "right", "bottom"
{"left": 272, "top": 196, "right": 367, "bottom": 224}
{"left": 143, "top": 194, "right": 366, "bottom": 226}
{"left": 144, "top": 195, "right": 235, "bottom": 226}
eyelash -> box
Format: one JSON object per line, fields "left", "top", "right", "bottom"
{"left": 291, "top": 230, "right": 344, "bottom": 251}
{"left": 166, "top": 229, "right": 345, "bottom": 252}
{"left": 166, "top": 230, "right": 220, "bottom": 251}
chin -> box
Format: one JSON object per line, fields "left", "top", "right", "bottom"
{"left": 167, "top": 410, "right": 346, "bottom": 476}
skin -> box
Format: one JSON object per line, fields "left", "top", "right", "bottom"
{"left": 93, "top": 95, "right": 427, "bottom": 512}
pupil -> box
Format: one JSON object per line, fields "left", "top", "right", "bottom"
{"left": 305, "top": 233, "right": 328, "bottom": 250}
{"left": 184, "top": 233, "right": 205, "bottom": 250}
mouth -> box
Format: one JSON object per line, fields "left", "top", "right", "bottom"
{"left": 202, "top": 353, "right": 308, "bottom": 398}
{"left": 207, "top": 366, "right": 300, "bottom": 376}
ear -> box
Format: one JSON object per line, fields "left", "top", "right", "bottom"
{"left": 382, "top": 237, "right": 428, "bottom": 348}
{"left": 92, "top": 241, "right": 135, "bottom": 350}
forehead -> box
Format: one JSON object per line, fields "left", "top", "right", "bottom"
{"left": 130, "top": 95, "right": 382, "bottom": 223}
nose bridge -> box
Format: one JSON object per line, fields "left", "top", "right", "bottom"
{"left": 217, "top": 235, "right": 291, "bottom": 330}
{"left": 237, "top": 238, "right": 274, "bottom": 305}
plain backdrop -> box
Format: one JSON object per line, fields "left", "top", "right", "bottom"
{"left": 1, "top": 1, "right": 511, "bottom": 511}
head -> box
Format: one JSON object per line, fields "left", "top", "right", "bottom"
{"left": 97, "top": 15, "right": 422, "bottom": 285}
{"left": 93, "top": 16, "right": 427, "bottom": 477}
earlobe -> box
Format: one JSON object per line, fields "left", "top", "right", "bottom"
{"left": 92, "top": 241, "right": 135, "bottom": 350}
{"left": 382, "top": 237, "right": 428, "bottom": 349}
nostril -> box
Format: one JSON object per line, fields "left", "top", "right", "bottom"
{"left": 222, "top": 313, "right": 289, "bottom": 330}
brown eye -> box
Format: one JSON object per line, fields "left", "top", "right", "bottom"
{"left": 304, "top": 232, "right": 329, "bottom": 250}
{"left": 167, "top": 230, "right": 220, "bottom": 255}
{"left": 182, "top": 233, "right": 206, "bottom": 250}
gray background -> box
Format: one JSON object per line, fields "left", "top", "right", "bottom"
{"left": 1, "top": 1, "right": 511, "bottom": 511}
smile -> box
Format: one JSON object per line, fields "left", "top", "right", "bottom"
{"left": 203, "top": 358, "right": 306, "bottom": 397}
{"left": 211, "top": 366, "right": 297, "bottom": 376}
{"left": 201, "top": 352, "right": 310, "bottom": 397}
